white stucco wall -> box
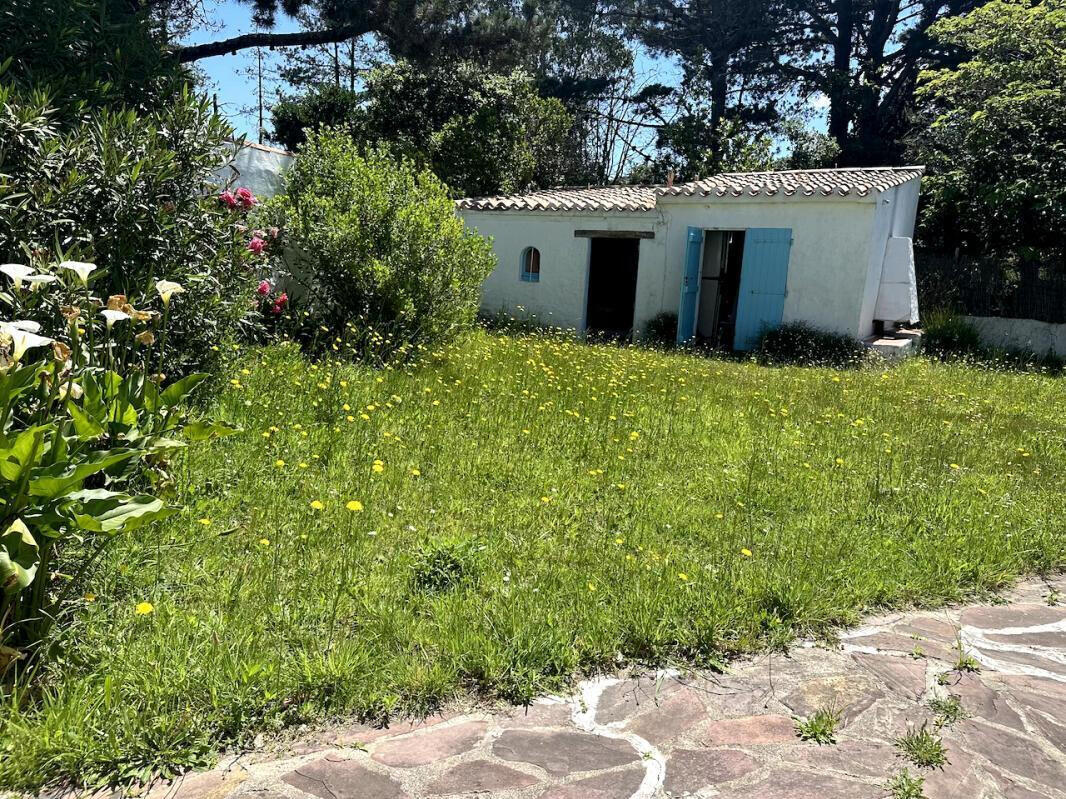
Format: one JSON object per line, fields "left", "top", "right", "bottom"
{"left": 965, "top": 316, "right": 1066, "bottom": 357}
{"left": 213, "top": 141, "right": 294, "bottom": 199}
{"left": 460, "top": 179, "right": 921, "bottom": 342}
{"left": 657, "top": 195, "right": 879, "bottom": 338}
{"left": 459, "top": 210, "right": 666, "bottom": 332}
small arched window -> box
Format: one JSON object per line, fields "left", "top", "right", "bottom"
{"left": 520, "top": 247, "right": 541, "bottom": 282}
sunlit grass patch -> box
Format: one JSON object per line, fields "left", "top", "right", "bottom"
{"left": 2, "top": 330, "right": 1064, "bottom": 789}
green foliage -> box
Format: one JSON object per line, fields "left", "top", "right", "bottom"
{"left": 756, "top": 323, "right": 869, "bottom": 368}
{"left": 0, "top": 84, "right": 260, "bottom": 377}
{"left": 262, "top": 130, "right": 496, "bottom": 356}
{"left": 913, "top": 0, "right": 1066, "bottom": 257}
{"left": 642, "top": 313, "right": 678, "bottom": 347}
{"left": 920, "top": 311, "right": 983, "bottom": 359}
{"left": 1, "top": 331, "right": 1063, "bottom": 787}
{"left": 411, "top": 536, "right": 482, "bottom": 593}
{"left": 794, "top": 705, "right": 841, "bottom": 744}
{"left": 0, "top": 0, "right": 183, "bottom": 115}
{"left": 928, "top": 695, "right": 968, "bottom": 728}
{"left": 778, "top": 121, "right": 841, "bottom": 170}
{"left": 895, "top": 724, "right": 949, "bottom": 768}
{"left": 0, "top": 267, "right": 238, "bottom": 656}
{"left": 886, "top": 769, "right": 927, "bottom": 799}
{"left": 271, "top": 61, "right": 573, "bottom": 197}
{"left": 271, "top": 84, "right": 361, "bottom": 152}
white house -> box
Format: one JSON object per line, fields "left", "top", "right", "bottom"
{"left": 457, "top": 167, "right": 923, "bottom": 349}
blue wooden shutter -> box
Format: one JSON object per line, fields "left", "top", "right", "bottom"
{"left": 676, "top": 227, "right": 703, "bottom": 344}
{"left": 734, "top": 228, "right": 792, "bottom": 351}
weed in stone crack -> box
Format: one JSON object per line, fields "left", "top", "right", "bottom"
{"left": 886, "top": 768, "right": 927, "bottom": 799}
{"left": 794, "top": 705, "right": 841, "bottom": 745}
{"left": 895, "top": 724, "right": 949, "bottom": 768}
{"left": 928, "top": 695, "right": 968, "bottom": 728}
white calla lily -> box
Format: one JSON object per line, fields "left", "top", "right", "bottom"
{"left": 24, "top": 274, "right": 58, "bottom": 290}
{"left": 60, "top": 261, "right": 98, "bottom": 285}
{"left": 100, "top": 309, "right": 130, "bottom": 330}
{"left": 9, "top": 320, "right": 41, "bottom": 333}
{"left": 1, "top": 264, "right": 36, "bottom": 289}
{"left": 0, "top": 321, "right": 54, "bottom": 362}
{"left": 154, "top": 280, "right": 184, "bottom": 307}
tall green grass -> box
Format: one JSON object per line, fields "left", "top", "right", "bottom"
{"left": 2, "top": 331, "right": 1063, "bottom": 789}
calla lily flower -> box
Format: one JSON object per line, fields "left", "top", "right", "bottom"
{"left": 155, "top": 280, "right": 185, "bottom": 307}
{"left": 9, "top": 320, "right": 42, "bottom": 333}
{"left": 60, "top": 261, "right": 98, "bottom": 285}
{"left": 24, "top": 274, "right": 58, "bottom": 290}
{"left": 1, "top": 264, "right": 36, "bottom": 289}
{"left": 0, "top": 321, "right": 54, "bottom": 362}
{"left": 100, "top": 309, "right": 130, "bottom": 330}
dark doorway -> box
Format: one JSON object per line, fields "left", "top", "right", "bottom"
{"left": 696, "top": 230, "right": 746, "bottom": 348}
{"left": 586, "top": 237, "right": 640, "bottom": 338}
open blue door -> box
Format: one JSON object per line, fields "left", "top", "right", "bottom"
{"left": 676, "top": 227, "right": 703, "bottom": 344}
{"left": 734, "top": 228, "right": 792, "bottom": 351}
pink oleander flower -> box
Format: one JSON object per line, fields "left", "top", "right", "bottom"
{"left": 275, "top": 292, "right": 288, "bottom": 308}
{"left": 219, "top": 190, "right": 238, "bottom": 208}
{"left": 256, "top": 279, "right": 272, "bottom": 296}
{"left": 236, "top": 187, "right": 257, "bottom": 209}
{"left": 247, "top": 237, "right": 266, "bottom": 255}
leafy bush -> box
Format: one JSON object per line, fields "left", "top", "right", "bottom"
{"left": 271, "top": 62, "right": 573, "bottom": 198}
{"left": 642, "top": 312, "right": 678, "bottom": 347}
{"left": 756, "top": 323, "right": 869, "bottom": 367}
{"left": 411, "top": 536, "right": 482, "bottom": 593}
{"left": 0, "top": 0, "right": 183, "bottom": 116}
{"left": 0, "top": 84, "right": 262, "bottom": 377}
{"left": 921, "top": 311, "right": 982, "bottom": 358}
{"left": 260, "top": 130, "right": 496, "bottom": 357}
{"left": 0, "top": 262, "right": 237, "bottom": 663}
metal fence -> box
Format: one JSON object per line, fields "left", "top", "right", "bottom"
{"left": 916, "top": 249, "right": 1066, "bottom": 324}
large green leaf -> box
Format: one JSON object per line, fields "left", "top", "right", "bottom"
{"left": 0, "top": 518, "right": 38, "bottom": 595}
{"left": 28, "top": 448, "right": 142, "bottom": 498}
{"left": 73, "top": 494, "right": 176, "bottom": 533}
{"left": 67, "top": 400, "right": 104, "bottom": 439}
{"left": 0, "top": 426, "right": 48, "bottom": 483}
{"left": 160, "top": 373, "right": 209, "bottom": 408}
{"left": 183, "top": 420, "right": 242, "bottom": 442}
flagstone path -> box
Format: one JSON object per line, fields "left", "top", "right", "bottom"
{"left": 140, "top": 576, "right": 1066, "bottom": 799}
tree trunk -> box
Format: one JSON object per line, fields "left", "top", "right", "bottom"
{"left": 827, "top": 0, "right": 854, "bottom": 152}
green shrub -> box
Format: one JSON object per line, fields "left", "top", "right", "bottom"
{"left": 921, "top": 310, "right": 982, "bottom": 358}
{"left": 643, "top": 312, "right": 678, "bottom": 347}
{"left": 261, "top": 130, "right": 496, "bottom": 357}
{"left": 0, "top": 84, "right": 260, "bottom": 377}
{"left": 411, "top": 536, "right": 482, "bottom": 593}
{"left": 756, "top": 322, "right": 868, "bottom": 367}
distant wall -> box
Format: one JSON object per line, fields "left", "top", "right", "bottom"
{"left": 213, "top": 141, "right": 293, "bottom": 199}
{"left": 964, "top": 315, "right": 1066, "bottom": 357}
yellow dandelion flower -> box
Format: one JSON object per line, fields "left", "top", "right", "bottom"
{"left": 678, "top": 572, "right": 688, "bottom": 581}
{"left": 84, "top": 592, "right": 97, "bottom": 602}
{"left": 310, "top": 500, "right": 325, "bottom": 510}
{"left": 346, "top": 500, "right": 364, "bottom": 512}
{"left": 275, "top": 459, "right": 286, "bottom": 468}
{"left": 135, "top": 601, "right": 154, "bottom": 616}
{"left": 741, "top": 548, "right": 753, "bottom": 557}
{"left": 372, "top": 463, "right": 384, "bottom": 473}
{"left": 410, "top": 468, "right": 421, "bottom": 476}
{"left": 259, "top": 537, "right": 270, "bottom": 546}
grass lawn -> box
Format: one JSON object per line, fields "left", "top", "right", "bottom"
{"left": 2, "top": 331, "right": 1064, "bottom": 788}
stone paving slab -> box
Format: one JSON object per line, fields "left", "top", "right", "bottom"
{"left": 76, "top": 575, "right": 1066, "bottom": 799}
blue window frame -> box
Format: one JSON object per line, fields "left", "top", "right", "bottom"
{"left": 520, "top": 247, "right": 541, "bottom": 282}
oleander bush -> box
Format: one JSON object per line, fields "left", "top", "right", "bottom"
{"left": 0, "top": 83, "right": 262, "bottom": 377}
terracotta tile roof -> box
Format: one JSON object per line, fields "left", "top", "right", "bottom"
{"left": 456, "top": 167, "right": 924, "bottom": 212}
{"left": 456, "top": 184, "right": 657, "bottom": 213}
{"left": 658, "top": 166, "right": 925, "bottom": 200}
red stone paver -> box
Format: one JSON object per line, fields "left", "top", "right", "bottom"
{"left": 493, "top": 729, "right": 640, "bottom": 776}
{"left": 701, "top": 714, "right": 797, "bottom": 745}
{"left": 370, "top": 720, "right": 488, "bottom": 767}
{"left": 280, "top": 758, "right": 407, "bottom": 799}
{"left": 425, "top": 760, "right": 539, "bottom": 794}
{"left": 663, "top": 748, "right": 759, "bottom": 794}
